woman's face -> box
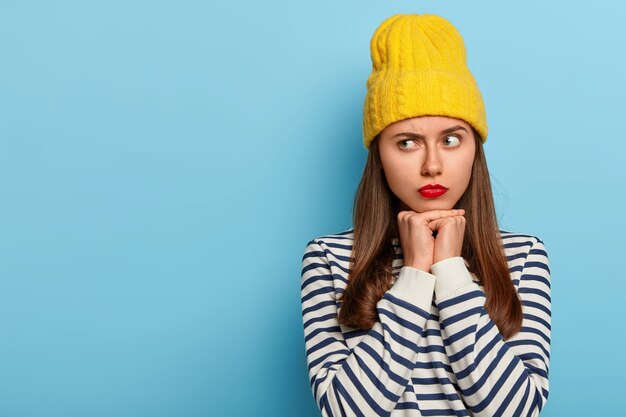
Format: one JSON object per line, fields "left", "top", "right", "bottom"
{"left": 378, "top": 115, "right": 476, "bottom": 213}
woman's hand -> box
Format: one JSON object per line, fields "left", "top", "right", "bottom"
{"left": 428, "top": 210, "right": 466, "bottom": 264}
{"left": 397, "top": 209, "right": 464, "bottom": 272}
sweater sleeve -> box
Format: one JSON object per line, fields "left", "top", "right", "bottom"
{"left": 430, "top": 239, "right": 551, "bottom": 417}
{"left": 301, "top": 239, "right": 436, "bottom": 417}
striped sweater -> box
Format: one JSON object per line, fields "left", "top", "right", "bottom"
{"left": 300, "top": 227, "right": 551, "bottom": 417}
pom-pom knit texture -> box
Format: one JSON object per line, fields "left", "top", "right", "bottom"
{"left": 362, "top": 14, "right": 488, "bottom": 149}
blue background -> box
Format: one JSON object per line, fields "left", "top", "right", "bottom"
{"left": 1, "top": 1, "right": 624, "bottom": 416}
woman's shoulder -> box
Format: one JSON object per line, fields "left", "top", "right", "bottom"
{"left": 303, "top": 227, "right": 355, "bottom": 255}
{"left": 498, "top": 229, "right": 548, "bottom": 258}
{"left": 309, "top": 226, "right": 354, "bottom": 241}
{"left": 498, "top": 229, "right": 545, "bottom": 245}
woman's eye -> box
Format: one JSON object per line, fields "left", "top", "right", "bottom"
{"left": 443, "top": 135, "right": 461, "bottom": 147}
{"left": 398, "top": 139, "right": 417, "bottom": 149}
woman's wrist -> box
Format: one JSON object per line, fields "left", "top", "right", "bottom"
{"left": 403, "top": 260, "right": 431, "bottom": 273}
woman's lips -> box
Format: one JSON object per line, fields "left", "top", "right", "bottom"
{"left": 418, "top": 184, "right": 448, "bottom": 198}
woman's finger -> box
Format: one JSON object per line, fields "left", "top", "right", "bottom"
{"left": 420, "top": 209, "right": 464, "bottom": 223}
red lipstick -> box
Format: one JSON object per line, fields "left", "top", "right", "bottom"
{"left": 418, "top": 184, "right": 448, "bottom": 198}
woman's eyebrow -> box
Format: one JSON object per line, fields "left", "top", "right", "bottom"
{"left": 392, "top": 125, "right": 468, "bottom": 138}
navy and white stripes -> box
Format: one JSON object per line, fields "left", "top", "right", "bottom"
{"left": 300, "top": 228, "right": 551, "bottom": 416}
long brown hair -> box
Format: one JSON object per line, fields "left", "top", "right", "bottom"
{"left": 337, "top": 129, "right": 523, "bottom": 340}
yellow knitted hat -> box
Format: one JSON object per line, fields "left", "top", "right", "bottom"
{"left": 362, "top": 14, "right": 488, "bottom": 149}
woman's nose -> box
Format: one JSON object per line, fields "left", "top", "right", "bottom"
{"left": 421, "top": 148, "right": 443, "bottom": 177}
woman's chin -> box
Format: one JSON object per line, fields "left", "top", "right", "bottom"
{"left": 397, "top": 196, "right": 459, "bottom": 213}
{"left": 407, "top": 201, "right": 455, "bottom": 213}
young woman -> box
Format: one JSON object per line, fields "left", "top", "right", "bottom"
{"left": 300, "top": 14, "right": 551, "bottom": 417}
